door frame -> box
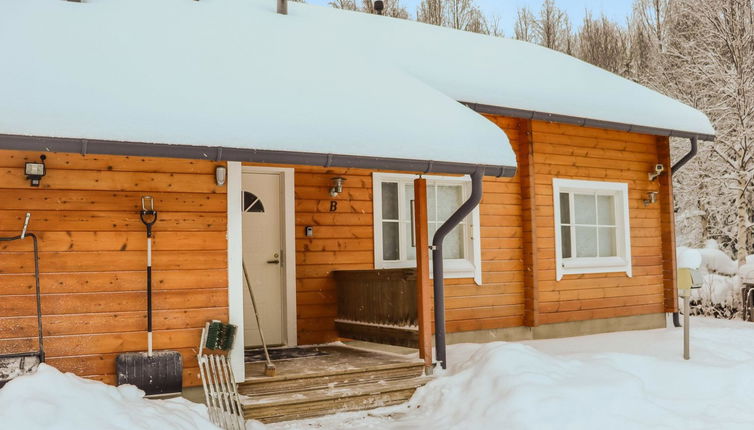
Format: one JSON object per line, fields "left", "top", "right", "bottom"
{"left": 227, "top": 162, "right": 297, "bottom": 382}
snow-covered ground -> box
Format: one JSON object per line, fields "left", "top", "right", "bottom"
{"left": 2, "top": 318, "right": 753, "bottom": 429}
{"left": 0, "top": 364, "right": 220, "bottom": 430}
{"left": 270, "top": 317, "right": 754, "bottom": 430}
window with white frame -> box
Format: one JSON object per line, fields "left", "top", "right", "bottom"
{"left": 552, "top": 178, "right": 632, "bottom": 280}
{"left": 373, "top": 173, "right": 482, "bottom": 284}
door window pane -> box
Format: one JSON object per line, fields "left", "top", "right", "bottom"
{"left": 382, "top": 222, "right": 399, "bottom": 260}
{"left": 405, "top": 222, "right": 416, "bottom": 261}
{"left": 597, "top": 195, "right": 615, "bottom": 225}
{"left": 598, "top": 227, "right": 617, "bottom": 257}
{"left": 575, "top": 226, "right": 598, "bottom": 258}
{"left": 381, "top": 182, "right": 399, "bottom": 220}
{"left": 574, "top": 194, "right": 597, "bottom": 224}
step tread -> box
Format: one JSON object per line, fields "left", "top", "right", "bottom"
{"left": 241, "top": 376, "right": 429, "bottom": 409}
{"left": 242, "top": 359, "right": 425, "bottom": 385}
{"left": 238, "top": 365, "right": 424, "bottom": 396}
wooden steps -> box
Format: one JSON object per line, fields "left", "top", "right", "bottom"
{"left": 239, "top": 345, "right": 429, "bottom": 423}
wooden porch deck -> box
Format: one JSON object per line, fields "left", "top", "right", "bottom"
{"left": 239, "top": 345, "right": 429, "bottom": 423}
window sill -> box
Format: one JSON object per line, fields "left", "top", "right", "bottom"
{"left": 557, "top": 257, "right": 632, "bottom": 280}
{"left": 377, "top": 259, "right": 481, "bottom": 285}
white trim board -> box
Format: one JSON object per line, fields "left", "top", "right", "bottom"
{"left": 552, "top": 178, "right": 633, "bottom": 281}
{"left": 226, "top": 161, "right": 244, "bottom": 382}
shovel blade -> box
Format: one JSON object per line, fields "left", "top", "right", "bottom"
{"left": 117, "top": 351, "right": 183, "bottom": 396}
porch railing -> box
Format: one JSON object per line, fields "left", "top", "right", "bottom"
{"left": 333, "top": 269, "right": 418, "bottom": 347}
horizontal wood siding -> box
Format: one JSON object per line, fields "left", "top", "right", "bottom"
{"left": 291, "top": 116, "right": 526, "bottom": 345}
{"left": 0, "top": 150, "right": 227, "bottom": 386}
{"left": 526, "top": 120, "right": 666, "bottom": 324}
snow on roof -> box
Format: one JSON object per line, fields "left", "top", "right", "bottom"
{"left": 0, "top": 0, "right": 713, "bottom": 173}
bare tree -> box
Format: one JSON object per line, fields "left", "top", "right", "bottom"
{"left": 577, "top": 12, "right": 630, "bottom": 75}
{"left": 514, "top": 7, "right": 537, "bottom": 42}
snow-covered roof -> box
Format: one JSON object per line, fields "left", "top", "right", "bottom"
{"left": 0, "top": 0, "right": 713, "bottom": 175}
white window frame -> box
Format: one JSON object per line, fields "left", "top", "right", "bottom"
{"left": 373, "top": 172, "right": 482, "bottom": 285}
{"left": 552, "top": 178, "right": 632, "bottom": 281}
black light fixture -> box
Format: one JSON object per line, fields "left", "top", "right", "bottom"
{"left": 25, "top": 155, "right": 46, "bottom": 187}
{"left": 374, "top": 0, "right": 384, "bottom": 14}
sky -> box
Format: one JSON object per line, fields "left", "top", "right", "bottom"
{"left": 304, "top": 0, "right": 635, "bottom": 35}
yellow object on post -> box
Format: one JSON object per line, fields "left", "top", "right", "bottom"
{"left": 677, "top": 268, "right": 694, "bottom": 291}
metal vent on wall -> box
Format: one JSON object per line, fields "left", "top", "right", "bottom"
{"left": 243, "top": 192, "right": 265, "bottom": 213}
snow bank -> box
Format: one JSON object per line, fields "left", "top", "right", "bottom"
{"left": 0, "top": 364, "right": 220, "bottom": 430}
{"left": 698, "top": 240, "right": 738, "bottom": 275}
{"left": 676, "top": 246, "right": 702, "bottom": 269}
{"left": 675, "top": 242, "right": 743, "bottom": 317}
{"left": 275, "top": 318, "right": 754, "bottom": 430}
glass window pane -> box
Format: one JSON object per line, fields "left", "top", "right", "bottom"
{"left": 574, "top": 194, "right": 597, "bottom": 225}
{"left": 598, "top": 227, "right": 617, "bottom": 257}
{"left": 443, "top": 226, "right": 464, "bottom": 259}
{"left": 405, "top": 222, "right": 416, "bottom": 260}
{"left": 437, "top": 185, "right": 462, "bottom": 221}
{"left": 597, "top": 195, "right": 616, "bottom": 225}
{"left": 382, "top": 222, "right": 399, "bottom": 260}
{"left": 381, "top": 182, "right": 399, "bottom": 220}
{"left": 404, "top": 184, "right": 414, "bottom": 221}
{"left": 575, "top": 226, "right": 598, "bottom": 258}
{"left": 561, "top": 226, "right": 572, "bottom": 259}
{"left": 427, "top": 184, "right": 437, "bottom": 222}
{"left": 559, "top": 193, "right": 570, "bottom": 224}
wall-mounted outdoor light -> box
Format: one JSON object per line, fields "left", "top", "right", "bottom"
{"left": 644, "top": 191, "right": 659, "bottom": 206}
{"left": 215, "top": 165, "right": 227, "bottom": 186}
{"left": 25, "top": 155, "right": 47, "bottom": 187}
{"left": 329, "top": 177, "right": 346, "bottom": 198}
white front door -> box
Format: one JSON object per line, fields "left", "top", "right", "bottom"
{"left": 242, "top": 172, "right": 285, "bottom": 347}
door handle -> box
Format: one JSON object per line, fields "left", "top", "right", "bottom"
{"left": 267, "top": 252, "right": 280, "bottom": 265}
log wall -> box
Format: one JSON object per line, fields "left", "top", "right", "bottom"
{"left": 526, "top": 120, "right": 667, "bottom": 324}
{"left": 0, "top": 150, "right": 227, "bottom": 386}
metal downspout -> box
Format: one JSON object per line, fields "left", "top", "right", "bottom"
{"left": 671, "top": 137, "right": 699, "bottom": 327}
{"left": 432, "top": 167, "right": 485, "bottom": 369}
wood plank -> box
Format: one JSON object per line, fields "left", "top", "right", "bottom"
{"left": 0, "top": 289, "right": 228, "bottom": 316}
{"left": 0, "top": 150, "right": 219, "bottom": 174}
{"left": 0, "top": 210, "right": 226, "bottom": 232}
{"left": 0, "top": 231, "right": 226, "bottom": 252}
{"left": 0, "top": 168, "right": 222, "bottom": 193}
{"left": 0, "top": 189, "right": 226, "bottom": 212}
{"left": 0, "top": 250, "right": 226, "bottom": 273}
{"left": 0, "top": 269, "right": 227, "bottom": 295}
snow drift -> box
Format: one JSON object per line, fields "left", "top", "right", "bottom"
{"left": 0, "top": 364, "right": 220, "bottom": 430}
{"left": 274, "top": 318, "right": 754, "bottom": 430}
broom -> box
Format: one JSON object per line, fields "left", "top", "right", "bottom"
{"left": 242, "top": 262, "right": 276, "bottom": 377}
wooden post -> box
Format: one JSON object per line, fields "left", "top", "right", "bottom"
{"left": 414, "top": 178, "right": 433, "bottom": 373}
{"left": 518, "top": 119, "right": 540, "bottom": 327}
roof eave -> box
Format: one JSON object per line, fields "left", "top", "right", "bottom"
{"left": 463, "top": 102, "right": 716, "bottom": 142}
{"left": 0, "top": 133, "right": 517, "bottom": 178}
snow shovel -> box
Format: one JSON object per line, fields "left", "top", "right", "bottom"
{"left": 242, "top": 262, "right": 276, "bottom": 377}
{"left": 0, "top": 214, "right": 45, "bottom": 388}
{"left": 117, "top": 196, "right": 183, "bottom": 396}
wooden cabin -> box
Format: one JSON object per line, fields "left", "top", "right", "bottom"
{"left": 0, "top": 0, "right": 715, "bottom": 422}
